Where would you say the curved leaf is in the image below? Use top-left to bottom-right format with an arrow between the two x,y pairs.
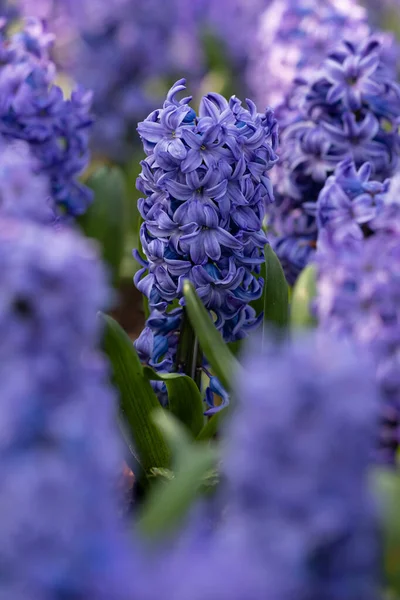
263,244 -> 289,328
143,367 -> 205,438
183,280 -> 240,392
100,313 -> 170,474
138,410 -> 217,539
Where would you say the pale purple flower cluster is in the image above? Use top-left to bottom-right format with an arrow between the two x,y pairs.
0,19 -> 93,217
269,35 -> 400,283
247,0 -> 368,109
134,79 -> 278,400
316,229 -> 400,463
0,218 -> 137,598
137,333 -> 380,600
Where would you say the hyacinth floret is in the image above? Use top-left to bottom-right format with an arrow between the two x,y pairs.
0,18 -> 93,218
135,78 -> 278,406
314,157 -> 392,246
0,218 -> 138,598
269,34 -> 400,283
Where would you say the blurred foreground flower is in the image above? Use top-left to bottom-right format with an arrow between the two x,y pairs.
138,333 -> 381,599
0,218 -> 137,598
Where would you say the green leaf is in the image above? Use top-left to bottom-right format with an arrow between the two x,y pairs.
78,166 -> 127,286
143,367 -> 205,438
263,244 -> 289,329
196,411 -> 223,441
250,253 -> 266,319
99,313 -> 170,474
290,264 -> 317,329
183,280 -> 241,392
138,410 -> 218,538
373,469 -> 400,594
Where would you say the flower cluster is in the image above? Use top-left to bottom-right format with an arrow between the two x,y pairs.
136,333 -> 380,600
0,18 -> 93,218
268,35 -> 400,283
0,218 -> 137,598
247,0 -> 368,109
316,229 -> 400,463
134,79 -> 278,397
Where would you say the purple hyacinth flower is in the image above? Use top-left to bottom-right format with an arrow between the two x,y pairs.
0,18 -> 93,218
0,216 -> 139,598
269,33 -> 400,283
135,78 -> 278,407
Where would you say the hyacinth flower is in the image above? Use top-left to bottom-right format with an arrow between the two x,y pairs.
247,0 -> 368,110
315,224 -> 400,464
0,217 -> 139,598
135,78 -> 278,408
268,35 -> 400,284
138,333 -> 380,600
0,18 -> 93,218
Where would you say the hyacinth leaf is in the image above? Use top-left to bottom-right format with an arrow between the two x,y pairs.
290,264 -> 317,329
78,166 -> 127,286
263,244 -> 289,329
143,366 -> 205,438
250,256 -> 266,319
196,411 -> 223,441
99,313 -> 171,475
139,410 -> 217,538
183,280 -> 241,392
374,469 -> 400,593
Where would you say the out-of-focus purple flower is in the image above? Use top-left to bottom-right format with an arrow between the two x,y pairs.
137,332 -> 380,600
135,78 -> 278,409
269,35 -> 400,284
20,0 -> 206,162
0,218 -> 137,598
247,0 -> 368,109
0,137 -> 55,223
202,0 -> 272,68
0,18 -> 93,217
316,227 -> 400,463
